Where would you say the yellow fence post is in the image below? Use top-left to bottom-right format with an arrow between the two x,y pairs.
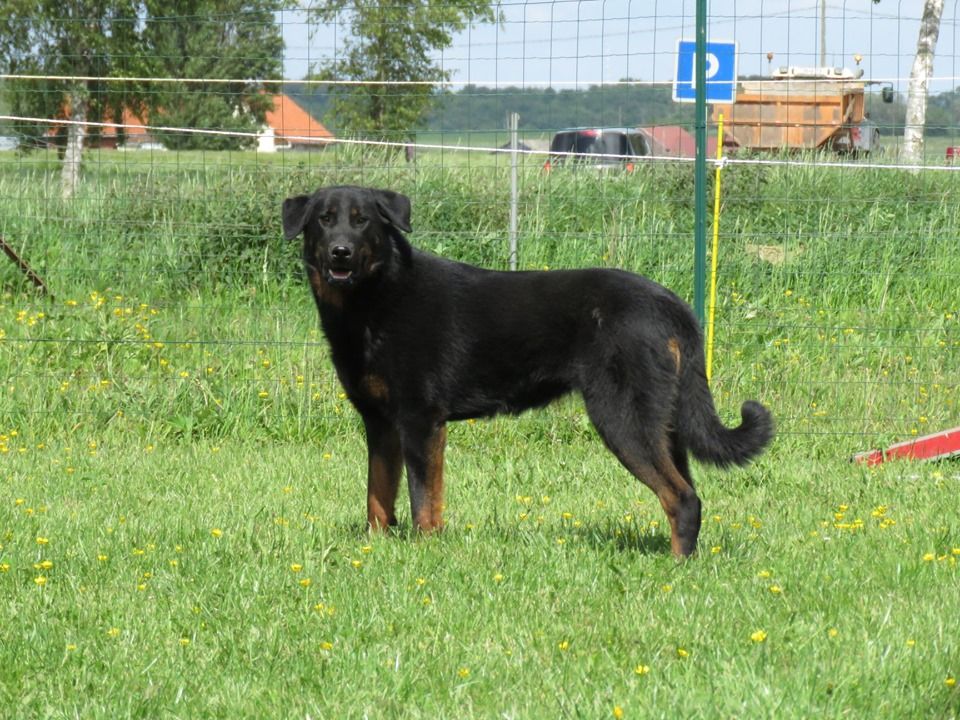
705,113 -> 724,384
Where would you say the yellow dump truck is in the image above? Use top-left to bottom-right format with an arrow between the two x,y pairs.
711,66 -> 891,154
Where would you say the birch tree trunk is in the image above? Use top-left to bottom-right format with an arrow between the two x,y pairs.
902,0 -> 944,166
61,89 -> 87,200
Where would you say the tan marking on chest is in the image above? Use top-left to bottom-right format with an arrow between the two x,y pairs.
360,374 -> 390,401
307,267 -> 342,309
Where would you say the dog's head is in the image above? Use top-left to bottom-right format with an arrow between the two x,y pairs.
282,186 -> 412,287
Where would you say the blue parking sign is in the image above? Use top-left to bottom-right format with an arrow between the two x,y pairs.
673,39 -> 737,103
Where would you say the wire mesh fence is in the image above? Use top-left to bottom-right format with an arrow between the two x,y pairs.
0,1 -> 958,458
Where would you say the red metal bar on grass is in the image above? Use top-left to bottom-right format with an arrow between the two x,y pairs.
853,426 -> 960,466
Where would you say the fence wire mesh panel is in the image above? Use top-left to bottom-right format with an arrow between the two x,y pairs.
5,4 -> 960,718
1,2 -> 959,456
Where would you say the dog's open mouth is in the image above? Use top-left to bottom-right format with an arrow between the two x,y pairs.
327,268 -> 354,284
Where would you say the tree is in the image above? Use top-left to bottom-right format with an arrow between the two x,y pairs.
902,0 -> 944,165
140,1 -> 284,151
0,2 -> 284,197
309,1 -> 499,143
0,1 -> 143,198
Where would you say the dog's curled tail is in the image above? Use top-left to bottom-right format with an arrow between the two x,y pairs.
677,355 -> 774,468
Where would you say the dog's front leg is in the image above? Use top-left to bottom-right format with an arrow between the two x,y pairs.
402,421 -> 447,532
363,414 -> 403,531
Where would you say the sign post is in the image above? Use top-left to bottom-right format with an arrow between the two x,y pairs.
675,35 -> 737,325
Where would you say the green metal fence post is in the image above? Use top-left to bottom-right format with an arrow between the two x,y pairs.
693,0 -> 707,326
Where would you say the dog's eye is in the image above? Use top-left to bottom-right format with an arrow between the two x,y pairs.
351,215 -> 368,227
318,212 -> 335,226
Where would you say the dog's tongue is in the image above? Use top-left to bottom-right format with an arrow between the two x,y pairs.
330,269 -> 352,282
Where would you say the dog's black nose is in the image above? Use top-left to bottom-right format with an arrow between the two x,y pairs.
331,245 -> 353,261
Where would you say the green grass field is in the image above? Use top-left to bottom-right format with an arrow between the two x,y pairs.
1,147 -> 958,718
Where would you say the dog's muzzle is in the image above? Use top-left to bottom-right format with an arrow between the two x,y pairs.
326,244 -> 356,284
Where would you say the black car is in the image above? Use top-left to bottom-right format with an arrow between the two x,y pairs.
544,128 -> 650,171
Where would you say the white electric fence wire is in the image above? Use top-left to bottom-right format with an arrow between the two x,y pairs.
2,113 -> 956,175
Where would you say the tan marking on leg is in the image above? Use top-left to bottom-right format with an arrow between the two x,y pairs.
414,426 -> 446,531
667,338 -> 682,375
367,448 -> 401,531
653,442 -> 700,557
622,441 -> 700,557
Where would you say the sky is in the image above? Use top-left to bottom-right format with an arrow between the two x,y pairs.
279,1 -> 960,95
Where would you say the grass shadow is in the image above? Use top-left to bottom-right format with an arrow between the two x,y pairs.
574,521 -> 673,556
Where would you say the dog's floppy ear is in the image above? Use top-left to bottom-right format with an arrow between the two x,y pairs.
374,189 -> 412,234
282,194 -> 314,240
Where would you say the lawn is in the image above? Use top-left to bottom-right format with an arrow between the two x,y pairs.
0,149 -> 958,718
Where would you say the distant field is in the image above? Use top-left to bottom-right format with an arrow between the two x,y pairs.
0,150 -> 958,717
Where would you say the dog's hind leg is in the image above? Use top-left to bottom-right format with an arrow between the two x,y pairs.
401,421 -> 447,532
670,429 -> 695,491
363,415 -> 403,531
583,393 -> 701,557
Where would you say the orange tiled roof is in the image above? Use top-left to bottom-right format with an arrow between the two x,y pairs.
265,94 -> 332,142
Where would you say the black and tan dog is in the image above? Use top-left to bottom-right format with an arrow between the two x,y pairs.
282,185 -> 773,556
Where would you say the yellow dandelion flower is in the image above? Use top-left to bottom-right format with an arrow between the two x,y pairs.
711,546 -> 722,554
106,627 -> 120,638
946,677 -> 956,688
828,628 -> 839,639
210,528 -> 223,538
751,630 -> 767,643
457,667 -> 470,679
179,638 -> 190,647
613,707 -> 624,720
299,578 -> 312,588
320,641 -> 333,651
34,575 -> 47,586
676,647 -> 689,658
769,585 -> 783,595
558,640 -> 570,651
634,664 -> 650,676
36,536 -> 49,545
493,573 -> 504,583
290,563 -> 303,573
923,553 -> 935,562
351,559 -> 363,569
